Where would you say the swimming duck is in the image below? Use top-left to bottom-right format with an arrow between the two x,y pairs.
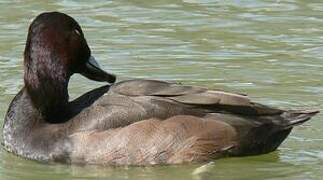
2,12 -> 319,166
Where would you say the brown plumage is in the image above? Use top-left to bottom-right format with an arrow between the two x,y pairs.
2,12 -> 319,166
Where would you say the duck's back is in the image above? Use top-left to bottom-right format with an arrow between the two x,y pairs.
67,79 -> 318,165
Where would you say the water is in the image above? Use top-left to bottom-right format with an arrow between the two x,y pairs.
0,0 -> 322,179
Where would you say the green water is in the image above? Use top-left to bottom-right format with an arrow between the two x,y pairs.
0,0 -> 322,179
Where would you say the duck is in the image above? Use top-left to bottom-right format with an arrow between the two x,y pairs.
2,11 -> 319,166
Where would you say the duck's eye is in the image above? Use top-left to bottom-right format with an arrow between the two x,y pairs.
74,29 -> 81,36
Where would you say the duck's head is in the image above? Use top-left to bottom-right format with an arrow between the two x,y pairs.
23,12 -> 115,122
24,12 -> 116,85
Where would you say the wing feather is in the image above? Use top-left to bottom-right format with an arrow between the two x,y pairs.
110,79 -> 282,115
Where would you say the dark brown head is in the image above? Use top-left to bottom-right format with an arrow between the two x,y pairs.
24,12 -> 116,122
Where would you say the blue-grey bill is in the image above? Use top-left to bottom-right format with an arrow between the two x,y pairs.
81,56 -> 116,83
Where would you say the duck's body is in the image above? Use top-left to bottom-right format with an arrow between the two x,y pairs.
2,12 -> 319,166
3,79 -> 318,165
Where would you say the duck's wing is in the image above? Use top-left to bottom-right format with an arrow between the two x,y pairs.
75,79 -> 317,134
110,79 -> 283,116
66,79 -> 318,165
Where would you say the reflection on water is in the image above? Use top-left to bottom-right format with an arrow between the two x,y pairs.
0,0 -> 322,179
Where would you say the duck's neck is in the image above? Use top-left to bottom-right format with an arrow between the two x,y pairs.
26,78 -> 72,123
27,82 -> 71,123
24,60 -> 72,123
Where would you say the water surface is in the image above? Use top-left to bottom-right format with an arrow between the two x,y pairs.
0,0 -> 322,179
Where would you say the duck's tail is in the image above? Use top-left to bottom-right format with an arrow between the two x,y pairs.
281,110 -> 319,129
231,109 -> 319,156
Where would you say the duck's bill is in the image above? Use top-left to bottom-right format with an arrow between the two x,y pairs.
81,56 -> 116,83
